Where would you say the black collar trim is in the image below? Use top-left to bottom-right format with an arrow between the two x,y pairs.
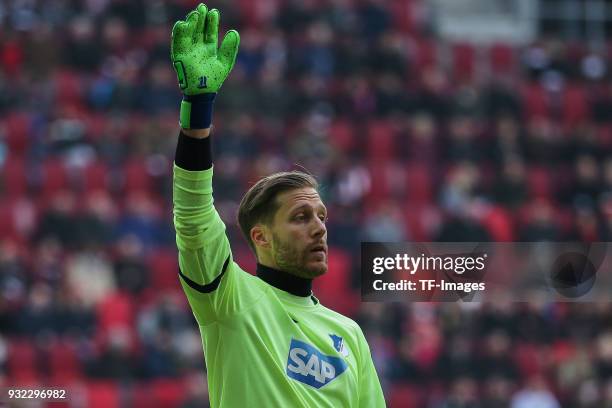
256,263 -> 312,297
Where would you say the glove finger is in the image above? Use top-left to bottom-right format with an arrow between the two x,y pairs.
218,29 -> 240,71
205,9 -> 219,46
172,20 -> 190,44
193,3 -> 208,44
184,10 -> 198,39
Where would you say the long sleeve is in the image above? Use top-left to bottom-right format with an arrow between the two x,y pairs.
357,327 -> 387,407
173,164 -> 234,325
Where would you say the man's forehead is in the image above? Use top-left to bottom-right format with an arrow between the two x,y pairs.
277,187 -> 324,210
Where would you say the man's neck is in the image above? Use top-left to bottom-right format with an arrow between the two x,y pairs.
256,263 -> 312,297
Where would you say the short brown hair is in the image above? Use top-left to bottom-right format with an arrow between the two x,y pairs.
237,171 -> 318,254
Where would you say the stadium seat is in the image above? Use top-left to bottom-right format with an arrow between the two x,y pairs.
41,158 -> 70,199
452,43 -> 476,82
404,204 -> 440,241
147,248 -> 182,293
151,379 -> 188,408
522,83 -> 550,120
314,247 -> 360,316
122,159 -> 154,194
489,43 -> 516,74
481,205 -> 515,241
83,113 -> 108,142
0,199 -> 17,241
0,39 -> 23,76
54,69 -> 84,109
390,0 -> 417,33
314,247 -> 351,295
1,156 -> 28,197
405,163 -> 433,205
329,119 -> 356,154
49,340 -> 83,383
131,383 -> 156,408
2,112 -> 31,155
387,382 -> 422,408
367,120 -> 396,161
526,166 -> 555,200
365,160 -> 393,207
7,338 -> 39,383
81,159 -> 111,193
85,382 -> 120,408
562,84 -> 589,129
413,38 -> 437,70
97,291 -> 135,332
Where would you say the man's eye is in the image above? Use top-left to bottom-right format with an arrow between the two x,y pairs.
294,214 -> 306,221
318,215 -> 327,222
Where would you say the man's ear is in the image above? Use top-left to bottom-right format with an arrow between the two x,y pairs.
250,224 -> 271,249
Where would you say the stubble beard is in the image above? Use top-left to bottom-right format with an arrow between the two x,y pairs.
272,233 -> 326,279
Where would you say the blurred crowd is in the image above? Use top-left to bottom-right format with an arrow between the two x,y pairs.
1,0 -> 612,406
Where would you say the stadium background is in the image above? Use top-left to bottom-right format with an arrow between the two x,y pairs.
0,0 -> 611,406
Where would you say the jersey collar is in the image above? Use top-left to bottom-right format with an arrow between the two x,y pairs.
256,263 -> 312,297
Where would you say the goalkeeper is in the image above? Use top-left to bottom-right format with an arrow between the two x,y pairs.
171,4 -> 385,407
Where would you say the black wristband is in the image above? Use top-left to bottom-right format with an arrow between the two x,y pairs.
179,93 -> 217,129
175,131 -> 213,171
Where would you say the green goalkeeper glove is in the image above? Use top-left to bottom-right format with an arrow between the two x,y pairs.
171,3 -> 240,129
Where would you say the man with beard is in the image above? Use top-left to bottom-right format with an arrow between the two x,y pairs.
171,4 -> 384,407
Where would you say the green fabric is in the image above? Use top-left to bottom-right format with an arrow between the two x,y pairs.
179,100 -> 191,128
173,164 -> 386,407
171,3 -> 240,95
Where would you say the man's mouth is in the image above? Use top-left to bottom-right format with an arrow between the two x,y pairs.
310,244 -> 327,254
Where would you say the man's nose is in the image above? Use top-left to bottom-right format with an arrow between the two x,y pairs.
312,218 -> 326,237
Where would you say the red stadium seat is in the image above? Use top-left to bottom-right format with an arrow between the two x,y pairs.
54,69 -> 84,109
86,382 -> 120,408
405,163 -> 433,205
147,248 -> 181,293
452,43 -> 476,82
526,166 -> 555,199
522,83 -> 550,120
97,291 -> 135,332
367,120 -> 396,161
122,159 -> 153,194
481,205 -> 515,241
84,113 -> 108,142
390,0 -> 417,33
366,161 -> 392,206
81,160 -> 111,193
131,383 -> 156,408
151,379 -> 188,408
41,158 -> 70,199
387,382 -> 422,408
131,379 -> 188,408
7,338 -> 38,383
403,204 -> 440,241
0,199 -> 17,241
1,156 -> 28,197
489,43 -> 516,74
413,38 -> 437,70
562,84 -> 589,129
314,247 -> 359,316
329,120 -> 356,154
0,196 -> 36,244
49,340 -> 83,383
515,342 -> 544,377
0,39 -> 23,76
314,247 -> 351,295
2,112 -> 31,155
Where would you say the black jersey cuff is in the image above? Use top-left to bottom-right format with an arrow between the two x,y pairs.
174,131 -> 213,171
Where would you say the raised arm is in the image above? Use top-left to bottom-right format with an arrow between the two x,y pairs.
171,3 -> 242,325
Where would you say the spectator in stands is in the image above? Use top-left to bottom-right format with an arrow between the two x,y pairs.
511,375 -> 561,408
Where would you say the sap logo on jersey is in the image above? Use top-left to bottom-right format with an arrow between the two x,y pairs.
286,339 -> 348,389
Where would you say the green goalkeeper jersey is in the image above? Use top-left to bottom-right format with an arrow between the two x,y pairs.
173,164 -> 386,407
